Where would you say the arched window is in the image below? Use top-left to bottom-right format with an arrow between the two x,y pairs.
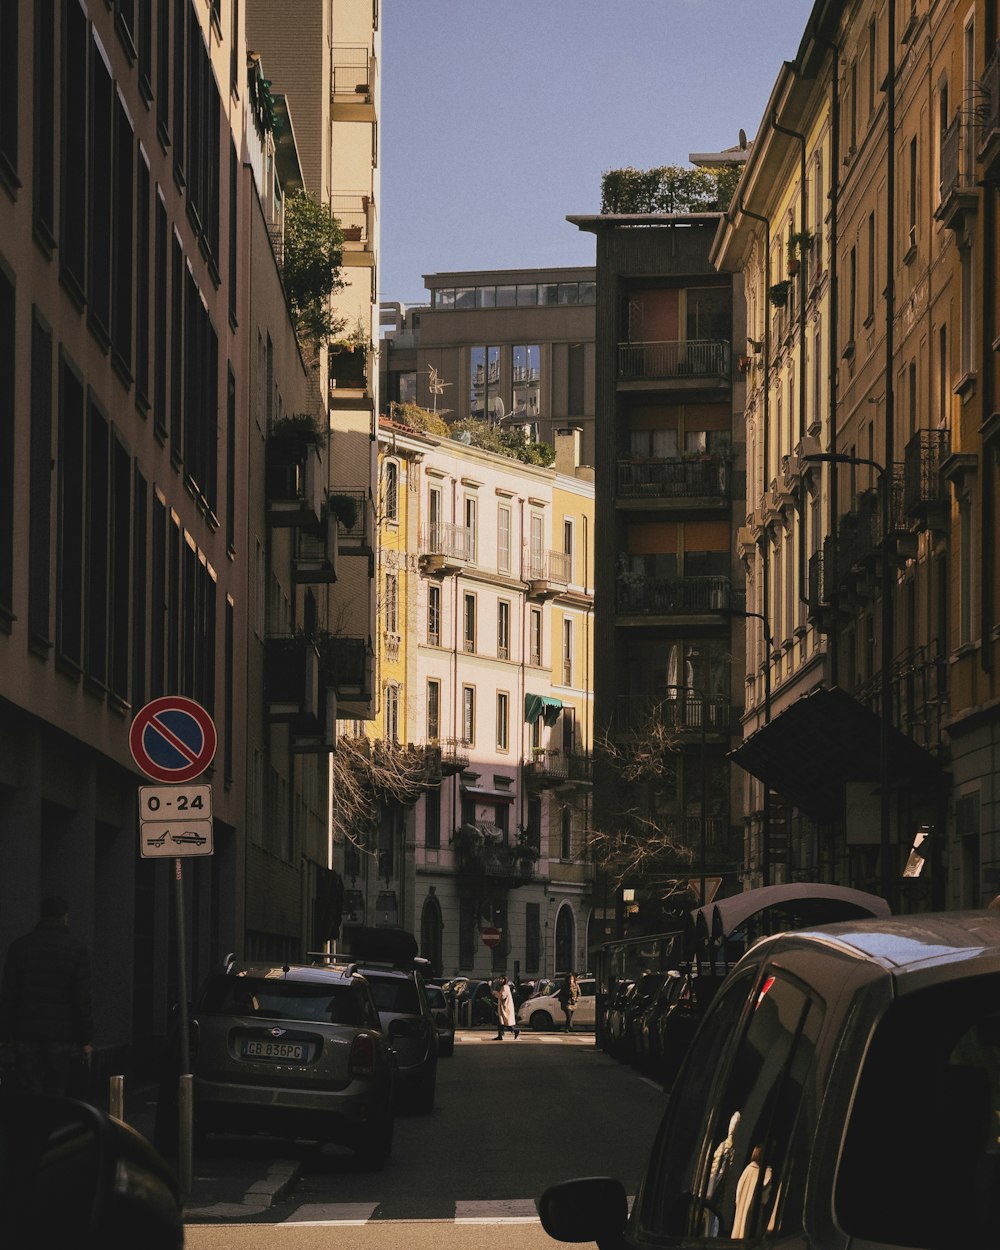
555,904 -> 575,974
420,895 -> 443,977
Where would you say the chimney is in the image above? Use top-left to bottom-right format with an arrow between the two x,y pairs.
554,426 -> 582,475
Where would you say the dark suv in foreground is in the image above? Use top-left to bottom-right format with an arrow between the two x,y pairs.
156,959 -> 395,1168
540,911 -> 1000,1249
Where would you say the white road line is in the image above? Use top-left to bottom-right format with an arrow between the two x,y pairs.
454,1199 -> 539,1223
283,1202 -> 379,1225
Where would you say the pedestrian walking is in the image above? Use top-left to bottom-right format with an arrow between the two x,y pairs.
557,971 -> 580,1032
490,975 -> 519,1040
0,896 -> 93,1095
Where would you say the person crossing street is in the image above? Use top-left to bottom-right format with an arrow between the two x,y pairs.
490,975 -> 519,1039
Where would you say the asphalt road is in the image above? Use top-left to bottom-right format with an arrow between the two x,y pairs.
186,1029 -> 665,1245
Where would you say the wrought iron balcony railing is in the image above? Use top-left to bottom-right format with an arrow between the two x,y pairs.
617,456 -> 731,500
614,691 -> 732,736
618,339 -> 730,382
903,429 -> 950,522
616,574 -> 732,616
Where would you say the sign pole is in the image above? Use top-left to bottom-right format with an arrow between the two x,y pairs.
174,857 -> 193,1202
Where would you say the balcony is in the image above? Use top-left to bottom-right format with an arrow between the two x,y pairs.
980,42 -> 1000,186
452,824 -> 534,890
291,688 -> 337,755
330,490 -> 373,556
616,573 -> 733,618
265,431 -> 324,528
936,114 -> 979,234
419,521 -> 474,574
903,429 -> 950,529
315,633 -> 372,701
331,192 -> 374,268
329,344 -> 371,403
807,546 -> 836,633
614,691 -> 732,740
525,748 -> 569,789
265,635 -> 321,725
616,456 -> 731,503
330,45 -> 376,121
293,506 -> 338,585
618,339 -> 730,389
523,548 -> 571,600
439,737 -> 471,775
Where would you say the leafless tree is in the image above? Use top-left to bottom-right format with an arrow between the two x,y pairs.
331,734 -> 436,856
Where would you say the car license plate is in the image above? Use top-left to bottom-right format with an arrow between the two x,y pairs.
241,1039 -> 306,1061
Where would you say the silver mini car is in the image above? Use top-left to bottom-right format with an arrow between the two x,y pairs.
156,959 -> 395,1168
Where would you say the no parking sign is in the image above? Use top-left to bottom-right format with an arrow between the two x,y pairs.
129,696 -> 218,784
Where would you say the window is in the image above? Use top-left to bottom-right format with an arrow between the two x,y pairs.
866,211 -> 875,322
462,685 -> 475,745
847,246 -> 857,348
385,572 -> 398,634
562,706 -> 576,755
498,503 -> 511,572
907,136 -> 918,253
426,679 -> 440,741
498,599 -> 510,660
112,94 -> 134,378
61,1 -> 87,296
384,460 -> 398,521
0,0 -> 18,188
469,346 -> 500,420
560,807 -> 572,860
29,314 -> 53,645
562,617 -> 573,686
529,512 -> 544,580
512,345 -> 541,421
254,539 -> 265,638
385,684 -> 400,743
530,607 -> 542,666
568,343 -> 585,416
496,691 -> 509,751
424,787 -> 440,850
428,583 -> 441,646
465,494 -> 478,562
463,592 -> 476,653
563,519 -> 574,582
33,0 -> 55,239
960,243 -> 975,378
88,37 -> 114,344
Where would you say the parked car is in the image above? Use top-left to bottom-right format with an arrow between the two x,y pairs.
155,958 -> 395,1168
618,972 -> 665,1064
352,961 -> 439,1113
424,982 -> 455,1057
540,910 -> 1000,1249
516,976 -> 597,1031
635,969 -> 682,1075
602,978 -> 635,1055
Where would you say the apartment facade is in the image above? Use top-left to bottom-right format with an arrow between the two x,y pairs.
335,417 -> 596,979
714,0 -> 1000,912
380,266 -> 597,465
569,211 -> 748,918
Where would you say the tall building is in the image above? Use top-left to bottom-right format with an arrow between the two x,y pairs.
714,0 -> 1000,912
569,208 -> 748,919
335,416 -> 595,979
380,265 -> 597,464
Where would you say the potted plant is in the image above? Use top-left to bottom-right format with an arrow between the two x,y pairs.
329,492 -> 359,530
787,231 -> 814,276
767,280 -> 791,309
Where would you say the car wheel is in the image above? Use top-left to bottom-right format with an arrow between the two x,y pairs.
355,1111 -> 393,1171
530,1010 -> 554,1031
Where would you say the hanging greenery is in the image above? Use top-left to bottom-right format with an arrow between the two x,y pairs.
281,189 -> 346,349
449,418 -> 556,467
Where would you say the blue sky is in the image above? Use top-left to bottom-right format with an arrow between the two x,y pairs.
379,0 -> 814,305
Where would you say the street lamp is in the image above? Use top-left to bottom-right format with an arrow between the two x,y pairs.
662,682 -> 709,906
802,451 -> 894,904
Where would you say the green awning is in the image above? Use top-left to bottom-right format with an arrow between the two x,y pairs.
525,694 -> 563,727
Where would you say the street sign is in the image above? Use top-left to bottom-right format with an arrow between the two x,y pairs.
481,926 -> 501,948
139,784 -> 214,859
129,696 -> 217,784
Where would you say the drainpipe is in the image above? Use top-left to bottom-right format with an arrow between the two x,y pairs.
815,27 -> 841,686
981,4 -> 998,676
770,108 -> 811,609
738,196 -> 772,886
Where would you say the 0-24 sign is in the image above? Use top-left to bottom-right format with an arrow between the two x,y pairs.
139,784 -> 214,859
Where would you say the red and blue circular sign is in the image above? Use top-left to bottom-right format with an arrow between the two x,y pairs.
129,696 -> 218,784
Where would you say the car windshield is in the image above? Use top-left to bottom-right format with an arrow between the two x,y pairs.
198,975 -> 364,1025
364,975 -> 421,1014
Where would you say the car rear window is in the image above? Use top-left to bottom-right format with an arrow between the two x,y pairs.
198,975 -> 364,1026
364,974 -> 421,1014
836,973 -> 1000,1247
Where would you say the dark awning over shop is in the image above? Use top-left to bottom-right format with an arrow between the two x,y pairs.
686,882 -> 891,952
729,686 -> 943,820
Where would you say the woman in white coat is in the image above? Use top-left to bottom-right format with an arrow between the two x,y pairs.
491,975 -> 519,1039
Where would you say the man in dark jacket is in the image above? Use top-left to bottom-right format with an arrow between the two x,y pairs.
0,896 -> 93,1094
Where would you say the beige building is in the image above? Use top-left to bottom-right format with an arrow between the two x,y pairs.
716,0 -> 1000,912
337,416 -> 595,978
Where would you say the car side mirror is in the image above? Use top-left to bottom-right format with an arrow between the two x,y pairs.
537,1177 -> 628,1245
0,1094 -> 183,1247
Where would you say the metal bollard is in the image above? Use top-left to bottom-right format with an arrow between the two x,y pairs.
178,1074 -> 193,1204
109,1074 -> 124,1122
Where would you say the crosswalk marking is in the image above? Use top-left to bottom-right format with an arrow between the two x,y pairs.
454,1199 -> 539,1223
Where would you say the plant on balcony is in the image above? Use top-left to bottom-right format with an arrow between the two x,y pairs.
282,189 -> 346,350
767,280 -> 791,308
786,231 -> 814,276
328,493 -> 359,530
449,417 -> 556,467
270,411 -> 326,449
511,835 -> 539,865
600,163 -> 741,214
